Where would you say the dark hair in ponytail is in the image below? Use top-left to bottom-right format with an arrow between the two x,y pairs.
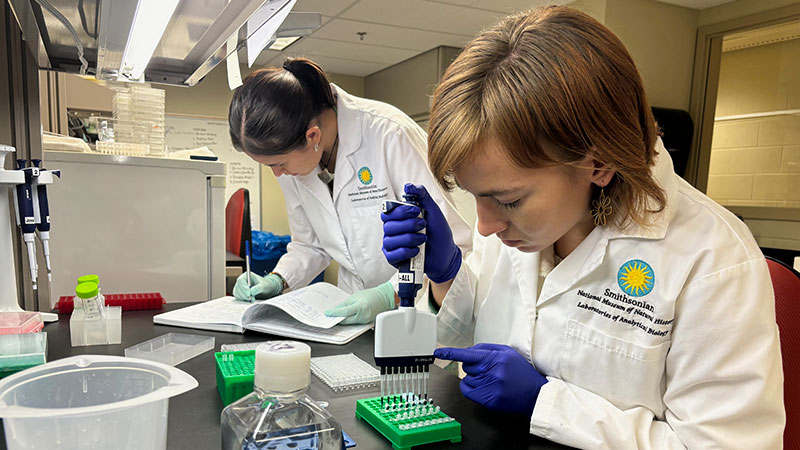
229,57 -> 336,155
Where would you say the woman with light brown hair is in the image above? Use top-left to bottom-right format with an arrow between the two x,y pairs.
380,6 -> 784,448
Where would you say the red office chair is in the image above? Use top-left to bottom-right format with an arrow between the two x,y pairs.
225,188 -> 251,258
767,256 -> 800,449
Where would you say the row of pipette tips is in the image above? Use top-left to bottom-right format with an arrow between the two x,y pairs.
381,392 -> 434,412
380,364 -> 430,407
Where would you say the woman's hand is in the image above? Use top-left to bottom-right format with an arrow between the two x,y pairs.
435,343 -> 548,417
381,183 -> 462,283
233,273 -> 284,301
324,281 -> 396,324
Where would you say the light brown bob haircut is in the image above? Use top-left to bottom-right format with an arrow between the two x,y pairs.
428,6 -> 665,227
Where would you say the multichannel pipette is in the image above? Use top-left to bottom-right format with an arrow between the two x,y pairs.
12,160 -> 38,291
375,193 -> 437,408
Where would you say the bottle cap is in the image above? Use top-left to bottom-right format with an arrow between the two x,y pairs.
77,274 -> 100,285
75,282 -> 99,299
254,341 -> 311,392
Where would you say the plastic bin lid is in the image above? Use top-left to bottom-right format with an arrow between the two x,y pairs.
0,355 -> 198,418
0,312 -> 43,334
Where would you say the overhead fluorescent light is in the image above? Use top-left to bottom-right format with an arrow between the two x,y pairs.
120,0 -> 181,81
268,36 -> 301,51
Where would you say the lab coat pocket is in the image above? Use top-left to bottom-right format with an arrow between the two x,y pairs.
350,204 -> 385,259
560,320 -> 670,412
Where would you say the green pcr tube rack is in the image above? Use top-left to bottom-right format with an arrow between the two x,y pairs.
215,350 -> 256,406
355,395 -> 461,450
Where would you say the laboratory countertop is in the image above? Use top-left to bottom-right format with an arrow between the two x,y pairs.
0,304 -> 573,450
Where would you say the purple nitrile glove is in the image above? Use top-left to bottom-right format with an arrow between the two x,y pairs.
381,183 -> 461,283
434,343 -> 548,417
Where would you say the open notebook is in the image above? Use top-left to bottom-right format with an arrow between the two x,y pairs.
153,283 -> 372,345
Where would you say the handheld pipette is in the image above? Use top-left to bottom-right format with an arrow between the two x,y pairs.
375,193 -> 437,408
245,240 -> 253,302
30,160 -> 54,283
12,160 -> 38,291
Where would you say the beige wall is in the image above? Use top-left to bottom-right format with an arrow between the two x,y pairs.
569,0 -> 607,23
365,47 -> 459,121
707,39 -> 800,208
64,75 -> 114,113
698,0 -> 800,27
605,0 -> 698,110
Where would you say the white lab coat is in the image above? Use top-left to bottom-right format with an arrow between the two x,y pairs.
273,85 -> 472,295
437,139 -> 784,449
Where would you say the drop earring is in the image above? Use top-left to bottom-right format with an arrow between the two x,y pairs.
314,143 -> 319,152
590,185 -> 612,227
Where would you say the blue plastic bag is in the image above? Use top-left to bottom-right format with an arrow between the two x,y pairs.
250,231 -> 291,261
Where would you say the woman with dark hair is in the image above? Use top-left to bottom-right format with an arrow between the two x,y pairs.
229,57 -> 471,324
381,6 -> 784,448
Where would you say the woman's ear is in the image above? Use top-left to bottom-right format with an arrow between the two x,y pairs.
305,125 -> 322,149
589,155 -> 616,187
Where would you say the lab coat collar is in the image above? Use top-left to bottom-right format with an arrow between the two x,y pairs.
331,84 -> 361,202
331,84 -> 363,158
603,138 -> 678,242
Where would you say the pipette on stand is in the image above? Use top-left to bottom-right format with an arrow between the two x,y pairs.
12,160 -> 38,291
30,160 -> 55,283
374,193 -> 437,410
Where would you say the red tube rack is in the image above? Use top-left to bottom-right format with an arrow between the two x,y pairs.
55,293 -> 165,314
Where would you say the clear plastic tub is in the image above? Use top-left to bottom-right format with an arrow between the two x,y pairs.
0,355 -> 198,450
0,312 -> 43,335
0,332 -> 47,378
70,306 -> 121,346
125,333 -> 215,366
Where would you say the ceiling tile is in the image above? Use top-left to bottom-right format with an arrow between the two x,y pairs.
314,18 -> 473,51
341,0 -> 461,28
288,38 -> 418,64
425,0 -> 564,14
426,0 -> 477,5
473,0 -> 566,14
420,7 -> 507,35
652,0 -> 737,9
273,53 -> 387,76
293,0 -> 358,16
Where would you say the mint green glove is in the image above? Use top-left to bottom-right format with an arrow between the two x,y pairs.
325,281 -> 396,324
233,272 -> 283,301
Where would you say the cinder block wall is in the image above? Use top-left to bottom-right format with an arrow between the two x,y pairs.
707,39 -> 800,207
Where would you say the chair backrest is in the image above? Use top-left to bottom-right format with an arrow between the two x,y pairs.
767,256 -> 800,449
225,188 -> 251,258
651,107 -> 693,178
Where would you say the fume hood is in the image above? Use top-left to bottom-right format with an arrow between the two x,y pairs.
6,0 -> 320,86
